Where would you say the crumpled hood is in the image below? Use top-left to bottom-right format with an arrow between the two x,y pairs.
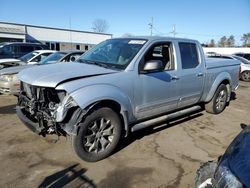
18,62 -> 118,88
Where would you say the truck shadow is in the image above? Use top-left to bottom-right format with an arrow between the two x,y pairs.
38,163 -> 96,188
114,110 -> 204,154
0,104 -> 16,114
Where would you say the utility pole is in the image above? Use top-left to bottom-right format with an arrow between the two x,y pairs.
171,24 -> 177,37
69,17 -> 73,50
148,17 -> 153,36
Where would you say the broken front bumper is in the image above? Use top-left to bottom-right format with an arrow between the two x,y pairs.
16,105 -> 42,134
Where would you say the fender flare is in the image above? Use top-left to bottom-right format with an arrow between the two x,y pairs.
68,84 -> 134,135
204,72 -> 232,102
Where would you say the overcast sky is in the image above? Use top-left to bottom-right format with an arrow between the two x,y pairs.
1,0 -> 249,44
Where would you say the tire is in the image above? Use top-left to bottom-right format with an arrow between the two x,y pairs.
205,84 -> 228,114
71,107 -> 122,162
241,71 -> 250,82
195,161 -> 217,188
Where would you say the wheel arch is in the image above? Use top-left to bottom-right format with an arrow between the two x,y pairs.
204,72 -> 232,102
68,84 -> 134,136
86,99 -> 129,134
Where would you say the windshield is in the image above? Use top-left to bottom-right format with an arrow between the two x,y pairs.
78,38 -> 147,70
38,52 -> 66,65
19,51 -> 39,62
233,55 -> 250,64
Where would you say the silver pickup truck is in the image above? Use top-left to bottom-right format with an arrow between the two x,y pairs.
16,37 -> 240,162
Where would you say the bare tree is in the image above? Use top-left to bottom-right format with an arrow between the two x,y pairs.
92,19 -> 109,33
241,33 -> 250,47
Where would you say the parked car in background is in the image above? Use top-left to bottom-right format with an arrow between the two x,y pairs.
0,51 -> 84,95
0,42 -> 48,59
195,124 -> 250,188
38,51 -> 84,64
232,55 -> 250,82
16,37 -> 240,162
206,53 -> 250,82
0,50 -> 56,70
234,53 -> 250,61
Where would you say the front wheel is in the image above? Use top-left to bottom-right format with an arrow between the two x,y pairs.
71,107 -> 122,162
205,84 -> 228,114
241,71 -> 250,82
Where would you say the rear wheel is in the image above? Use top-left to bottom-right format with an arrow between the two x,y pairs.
241,71 -> 250,82
71,107 -> 122,162
205,84 -> 228,114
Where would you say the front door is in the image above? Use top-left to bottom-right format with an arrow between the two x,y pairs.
134,42 -> 180,120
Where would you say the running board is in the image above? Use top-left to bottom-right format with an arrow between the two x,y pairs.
131,105 -> 201,132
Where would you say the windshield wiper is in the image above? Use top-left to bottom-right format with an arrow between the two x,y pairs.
77,59 -> 121,71
78,59 -> 109,68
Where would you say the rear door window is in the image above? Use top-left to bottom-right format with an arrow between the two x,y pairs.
179,42 -> 199,69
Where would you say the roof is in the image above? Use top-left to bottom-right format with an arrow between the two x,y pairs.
0,42 -> 46,46
33,50 -> 57,53
113,36 -> 199,43
0,21 -> 112,37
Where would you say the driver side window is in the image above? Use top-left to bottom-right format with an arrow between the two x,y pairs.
141,42 -> 175,71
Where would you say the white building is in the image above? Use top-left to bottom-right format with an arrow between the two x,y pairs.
0,22 -> 112,51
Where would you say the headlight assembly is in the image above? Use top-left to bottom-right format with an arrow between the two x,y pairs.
54,94 -> 78,122
0,74 -> 18,82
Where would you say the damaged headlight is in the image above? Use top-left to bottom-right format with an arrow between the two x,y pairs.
53,94 -> 78,122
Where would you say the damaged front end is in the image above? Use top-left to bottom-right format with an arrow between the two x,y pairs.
17,81 -> 83,137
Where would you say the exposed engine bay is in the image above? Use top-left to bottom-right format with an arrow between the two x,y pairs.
18,81 -> 80,136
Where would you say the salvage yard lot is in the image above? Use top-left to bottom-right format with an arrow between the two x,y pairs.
0,81 -> 249,188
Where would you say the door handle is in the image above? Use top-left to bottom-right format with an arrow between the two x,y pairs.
197,73 -> 203,77
171,76 -> 180,80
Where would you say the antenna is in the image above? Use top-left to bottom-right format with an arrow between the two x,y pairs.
148,17 -> 153,36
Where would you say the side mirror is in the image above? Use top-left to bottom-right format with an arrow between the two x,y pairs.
142,60 -> 164,73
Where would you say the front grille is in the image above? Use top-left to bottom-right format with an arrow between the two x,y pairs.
18,82 -> 68,136
20,81 -> 66,103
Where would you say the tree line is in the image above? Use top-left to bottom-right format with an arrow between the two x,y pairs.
205,33 -> 250,47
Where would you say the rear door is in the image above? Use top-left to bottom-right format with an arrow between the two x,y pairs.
177,42 -> 204,108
